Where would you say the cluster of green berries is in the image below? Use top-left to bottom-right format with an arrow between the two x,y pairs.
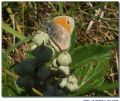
14,31 -> 79,96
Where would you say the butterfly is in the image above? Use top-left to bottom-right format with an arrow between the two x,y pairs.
44,16 -> 75,51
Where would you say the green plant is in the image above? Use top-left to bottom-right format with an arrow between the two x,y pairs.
2,2 -> 118,97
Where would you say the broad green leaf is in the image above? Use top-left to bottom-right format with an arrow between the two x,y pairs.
68,82 -> 118,96
74,61 -> 109,95
70,44 -> 112,68
95,82 -> 118,91
68,44 -> 112,96
74,61 -> 108,88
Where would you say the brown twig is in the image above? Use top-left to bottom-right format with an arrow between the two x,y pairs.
115,49 -> 118,70
110,69 -> 117,96
86,8 -> 102,34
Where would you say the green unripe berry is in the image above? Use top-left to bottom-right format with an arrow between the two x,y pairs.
65,82 -> 79,92
52,59 -> 59,68
67,75 -> 78,83
32,31 -> 49,46
30,42 -> 37,50
65,74 -> 79,92
58,66 -> 70,76
57,52 -> 72,66
59,78 -> 67,88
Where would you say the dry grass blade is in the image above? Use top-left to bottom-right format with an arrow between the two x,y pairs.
32,88 -> 43,96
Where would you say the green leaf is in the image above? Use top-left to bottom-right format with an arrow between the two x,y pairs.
68,44 -> 112,96
95,82 -> 118,91
2,21 -> 26,40
72,61 -> 109,95
69,29 -> 78,52
71,44 -> 112,68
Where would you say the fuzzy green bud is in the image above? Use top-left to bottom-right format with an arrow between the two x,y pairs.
57,52 -> 72,66
58,66 -> 70,75
59,78 -> 67,88
32,31 -> 49,46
